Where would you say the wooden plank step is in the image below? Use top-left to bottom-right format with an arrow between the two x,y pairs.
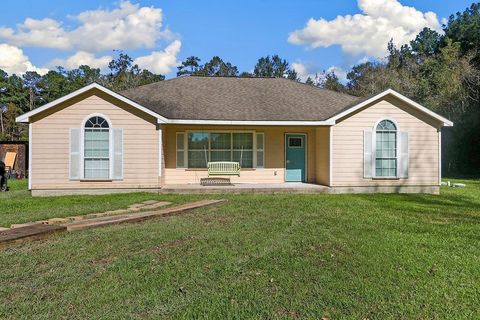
0,224 -> 66,248
66,199 -> 226,231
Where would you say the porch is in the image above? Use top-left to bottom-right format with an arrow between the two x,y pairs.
160,182 -> 330,194
162,125 -> 331,186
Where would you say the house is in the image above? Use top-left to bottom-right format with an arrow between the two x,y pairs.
16,76 -> 453,196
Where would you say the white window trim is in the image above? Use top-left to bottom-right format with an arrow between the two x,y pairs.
80,113 -> 113,180
179,130 -> 261,169
372,118 -> 400,179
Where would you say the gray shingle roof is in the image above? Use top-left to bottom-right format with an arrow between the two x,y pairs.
120,75 -> 360,121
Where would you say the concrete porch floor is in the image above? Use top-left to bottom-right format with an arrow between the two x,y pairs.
160,182 -> 331,194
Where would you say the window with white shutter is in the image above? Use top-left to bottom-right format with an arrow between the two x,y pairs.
364,119 -> 409,180
83,116 -> 110,179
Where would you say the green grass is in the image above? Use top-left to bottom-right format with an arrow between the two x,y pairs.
0,180 -> 208,227
1,179 -> 480,318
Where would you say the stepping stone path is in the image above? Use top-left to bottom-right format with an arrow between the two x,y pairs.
0,199 -> 226,247
6,200 -> 171,229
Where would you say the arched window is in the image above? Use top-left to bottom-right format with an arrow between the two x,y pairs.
84,116 -> 110,179
375,119 -> 397,177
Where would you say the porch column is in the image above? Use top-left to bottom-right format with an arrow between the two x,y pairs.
158,125 -> 163,177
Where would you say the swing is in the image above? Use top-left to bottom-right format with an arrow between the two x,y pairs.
200,146 -> 242,186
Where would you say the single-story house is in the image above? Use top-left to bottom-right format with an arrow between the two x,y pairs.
16,76 -> 452,196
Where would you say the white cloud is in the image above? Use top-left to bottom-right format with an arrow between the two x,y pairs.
326,66 -> 348,83
0,1 -> 167,53
292,62 -> 348,84
0,44 -> 48,75
134,40 -> 181,74
0,18 -> 70,49
291,62 -> 312,82
48,51 -> 112,70
288,0 -> 442,57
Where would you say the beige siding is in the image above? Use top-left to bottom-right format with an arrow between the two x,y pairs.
31,90 -> 160,189
315,127 -> 330,186
163,125 -> 327,185
331,95 -> 441,187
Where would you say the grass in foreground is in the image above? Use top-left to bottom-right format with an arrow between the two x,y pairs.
1,179 -> 480,318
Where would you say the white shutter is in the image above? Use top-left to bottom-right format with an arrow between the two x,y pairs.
112,128 -> 123,180
255,132 -> 264,168
364,130 -> 373,178
398,131 -> 409,178
176,132 -> 185,168
69,128 -> 81,180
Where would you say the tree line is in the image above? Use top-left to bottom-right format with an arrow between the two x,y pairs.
1,3 -> 479,174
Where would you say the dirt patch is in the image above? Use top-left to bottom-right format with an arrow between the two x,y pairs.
89,256 -> 117,265
152,236 -> 197,254
275,307 -> 301,319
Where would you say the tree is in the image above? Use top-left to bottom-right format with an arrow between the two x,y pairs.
305,76 -> 315,86
253,55 -> 296,78
22,71 -> 42,111
177,56 -> 239,77
177,56 -> 201,76
319,71 -> 344,92
106,52 -> 164,91
444,3 -> 480,66
37,69 -> 71,104
198,56 -> 238,77
239,71 -> 253,78
410,28 -> 442,57
346,62 -> 390,96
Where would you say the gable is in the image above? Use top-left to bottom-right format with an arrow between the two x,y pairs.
29,89 -> 159,126
329,89 -> 453,127
334,95 -> 442,129
17,83 -> 167,124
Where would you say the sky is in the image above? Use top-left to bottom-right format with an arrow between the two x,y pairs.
0,0 -> 475,81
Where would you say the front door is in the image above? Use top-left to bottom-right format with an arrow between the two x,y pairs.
285,134 -> 306,182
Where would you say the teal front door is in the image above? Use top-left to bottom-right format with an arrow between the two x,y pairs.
285,134 -> 306,182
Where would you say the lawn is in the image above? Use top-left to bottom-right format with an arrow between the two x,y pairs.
1,179 -> 479,319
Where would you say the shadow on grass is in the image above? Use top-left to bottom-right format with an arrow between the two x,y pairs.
351,190 -> 480,225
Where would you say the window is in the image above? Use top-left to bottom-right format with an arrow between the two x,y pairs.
288,137 -> 303,148
375,120 -> 397,177
84,116 -> 110,179
232,133 -> 253,168
188,132 -> 210,168
181,131 -> 256,169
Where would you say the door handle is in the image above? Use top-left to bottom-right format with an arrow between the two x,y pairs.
286,160 -> 291,164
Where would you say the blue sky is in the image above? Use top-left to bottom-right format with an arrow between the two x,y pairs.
0,0 -> 474,80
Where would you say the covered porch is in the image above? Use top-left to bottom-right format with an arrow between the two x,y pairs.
160,182 -> 330,194
161,124 -> 332,187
